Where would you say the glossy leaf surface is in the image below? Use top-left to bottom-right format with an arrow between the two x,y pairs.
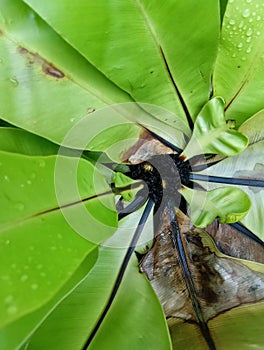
22,0 -> 219,121
213,0 -> 264,126
181,97 -> 248,160
0,151 -> 117,329
24,238 -> 172,350
180,185 -> 251,227
197,140 -> 264,239
0,0 -> 264,349
0,127 -> 59,156
0,0 -> 143,150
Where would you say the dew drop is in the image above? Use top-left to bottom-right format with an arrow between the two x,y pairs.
57,233 -> 63,239
257,16 -> 261,21
237,42 -> 243,49
7,305 -> 18,315
14,202 -> 25,212
29,245 -> 35,251
246,37 -> 252,43
20,274 -> 28,282
9,77 -> 19,87
4,295 -> 14,303
5,239 -> 10,245
70,117 -> 75,123
246,0 -> 251,3
31,283 -> 38,290
1,275 -> 10,281
11,263 -> 17,269
50,246 -> 57,251
4,175 -> 10,181
26,179 -> 32,185
37,159 -> 46,168
246,47 -> 252,53
246,28 -> 253,36
249,18 -> 253,23
229,0 -> 234,3
37,264 -> 43,269
256,31 -> 261,36
229,19 -> 235,25
232,53 -> 237,58
30,172 -> 36,179
40,272 -> 46,277
20,183 -> 25,188
242,9 -> 250,18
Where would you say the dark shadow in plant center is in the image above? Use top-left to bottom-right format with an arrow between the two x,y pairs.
82,131 -> 264,350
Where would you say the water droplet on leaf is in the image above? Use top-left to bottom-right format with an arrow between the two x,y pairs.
246,27 -> 253,36
4,295 -> 14,303
14,202 -> 25,212
20,274 -> 28,282
7,305 -> 18,315
9,77 -> 18,87
31,283 -> 38,290
242,9 -> 250,18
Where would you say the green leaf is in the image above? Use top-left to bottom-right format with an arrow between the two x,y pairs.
22,0 -> 219,121
220,0 -> 228,22
179,185 -> 251,227
213,0 -> 264,126
0,151 -> 117,328
180,97 -> 248,160
0,0 -> 143,150
0,247 -> 97,350
23,247 -> 172,350
239,109 -> 264,144
0,127 -> 59,155
196,140 -> 264,239
112,172 -> 136,201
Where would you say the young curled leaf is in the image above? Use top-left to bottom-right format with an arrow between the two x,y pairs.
112,172 -> 137,202
179,185 -> 251,227
181,97 -> 248,160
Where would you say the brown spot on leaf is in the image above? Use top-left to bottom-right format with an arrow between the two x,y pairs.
18,47 -> 29,55
87,108 -> 95,113
0,29 -> 4,36
42,62 -> 64,79
17,46 -> 65,79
